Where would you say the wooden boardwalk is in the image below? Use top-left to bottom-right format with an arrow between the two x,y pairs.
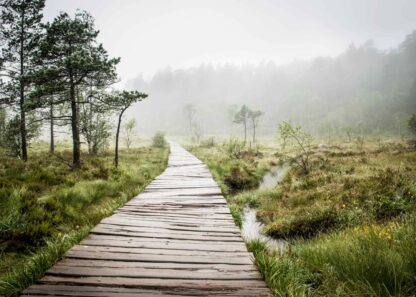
23,143 -> 269,296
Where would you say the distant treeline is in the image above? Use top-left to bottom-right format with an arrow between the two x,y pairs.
128,31 -> 416,138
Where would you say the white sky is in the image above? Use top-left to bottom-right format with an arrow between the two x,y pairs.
43,0 -> 416,84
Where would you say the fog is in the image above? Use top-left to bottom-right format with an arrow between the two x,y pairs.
44,0 -> 416,139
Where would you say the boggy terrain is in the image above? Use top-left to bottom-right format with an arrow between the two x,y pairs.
190,139 -> 416,297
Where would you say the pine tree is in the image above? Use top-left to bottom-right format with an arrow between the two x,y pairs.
107,90 -> 148,167
0,0 -> 45,161
34,11 -> 119,168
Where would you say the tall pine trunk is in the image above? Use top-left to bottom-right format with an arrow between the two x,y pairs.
114,109 -> 126,168
19,14 -> 28,161
70,81 -> 81,168
49,103 -> 54,153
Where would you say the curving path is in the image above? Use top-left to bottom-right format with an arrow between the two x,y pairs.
23,143 -> 269,296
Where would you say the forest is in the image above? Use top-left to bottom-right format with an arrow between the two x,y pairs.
0,0 -> 416,297
128,32 -> 416,139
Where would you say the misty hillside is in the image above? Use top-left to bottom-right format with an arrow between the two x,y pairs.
127,31 -> 416,138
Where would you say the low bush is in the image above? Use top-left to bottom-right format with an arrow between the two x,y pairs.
223,160 -> 261,193
152,131 -> 166,148
266,208 -> 339,239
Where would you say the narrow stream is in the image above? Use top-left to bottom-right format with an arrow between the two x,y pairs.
241,165 -> 289,253
259,165 -> 289,190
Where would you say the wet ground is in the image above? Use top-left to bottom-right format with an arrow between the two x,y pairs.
241,164 -> 289,253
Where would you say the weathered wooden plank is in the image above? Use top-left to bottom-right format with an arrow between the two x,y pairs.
25,284 -> 270,297
38,276 -> 269,290
84,234 -> 248,249
70,245 -> 252,258
90,228 -> 243,242
55,259 -> 258,270
99,220 -> 240,233
64,250 -> 253,265
47,266 -> 261,280
94,223 -> 240,236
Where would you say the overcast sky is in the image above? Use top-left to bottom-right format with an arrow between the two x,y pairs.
43,0 -> 416,85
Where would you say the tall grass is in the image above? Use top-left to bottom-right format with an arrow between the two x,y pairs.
0,227 -> 89,297
296,221 -> 416,296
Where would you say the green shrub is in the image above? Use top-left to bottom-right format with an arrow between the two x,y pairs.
152,131 -> 166,148
222,138 -> 245,159
266,208 -> 339,239
223,160 -> 260,193
199,137 -> 215,148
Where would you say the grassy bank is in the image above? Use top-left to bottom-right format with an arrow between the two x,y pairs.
0,146 -> 169,296
191,139 -> 416,296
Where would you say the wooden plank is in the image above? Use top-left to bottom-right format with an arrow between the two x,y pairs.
64,250 -> 253,265
55,259 -> 259,270
39,276 -> 269,290
23,142 -> 269,296
25,284 -> 270,297
47,266 -> 262,280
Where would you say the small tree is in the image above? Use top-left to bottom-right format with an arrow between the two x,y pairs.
248,109 -> 264,143
278,121 -> 313,175
234,105 -> 250,143
152,131 -> 166,148
108,90 -> 147,167
124,118 -> 136,149
409,113 -> 416,147
79,103 -> 111,155
183,104 -> 196,133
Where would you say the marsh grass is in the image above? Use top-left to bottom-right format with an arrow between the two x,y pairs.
0,146 -> 169,296
193,139 -> 416,296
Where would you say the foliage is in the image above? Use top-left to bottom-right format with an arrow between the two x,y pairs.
2,114 -> 41,157
152,131 -> 166,148
105,90 -> 148,167
79,102 -> 112,155
409,114 -> 416,147
199,137 -> 215,148
248,109 -> 264,143
233,105 -> 250,143
32,10 -> 120,168
124,118 -> 136,149
222,138 -> 245,159
278,121 -> 313,174
190,143 -> 272,195
0,0 -> 46,161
